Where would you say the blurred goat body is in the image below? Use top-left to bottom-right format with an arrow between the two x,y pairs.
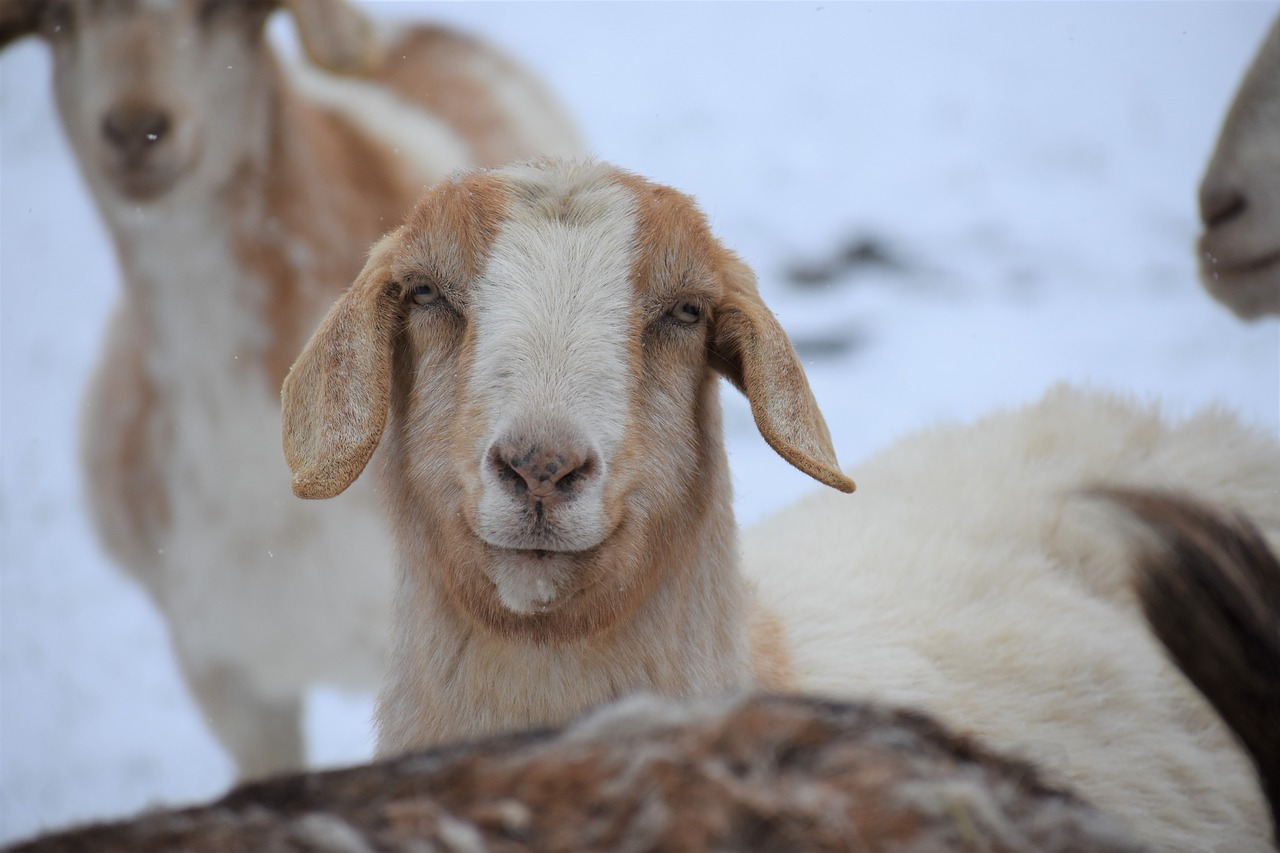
744,385 -> 1280,852
1198,14 -> 1280,318
3,0 -> 581,779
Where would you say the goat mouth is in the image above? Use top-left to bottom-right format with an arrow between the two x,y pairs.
1199,245 -> 1280,280
487,544 -> 588,560
109,167 -> 181,202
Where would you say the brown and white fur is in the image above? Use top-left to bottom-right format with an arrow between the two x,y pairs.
1,0 -> 581,780
1110,488 -> 1280,845
283,158 -> 1277,851
1198,14 -> 1280,319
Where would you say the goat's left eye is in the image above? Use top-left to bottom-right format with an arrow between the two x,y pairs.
670,301 -> 702,324
409,282 -> 441,306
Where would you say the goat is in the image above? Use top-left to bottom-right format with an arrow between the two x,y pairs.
282,158 -> 1278,851
1,0 -> 581,780
1198,14 -> 1280,318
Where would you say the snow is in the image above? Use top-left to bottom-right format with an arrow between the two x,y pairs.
2,1 -> 1277,844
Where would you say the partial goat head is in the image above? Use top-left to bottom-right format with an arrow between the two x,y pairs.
1198,16 -> 1280,319
2,0 -> 379,203
283,159 -> 854,639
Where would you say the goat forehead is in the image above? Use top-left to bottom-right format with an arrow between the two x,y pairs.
467,171 -> 639,444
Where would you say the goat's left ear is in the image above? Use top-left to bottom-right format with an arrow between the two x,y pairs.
283,0 -> 382,76
710,252 -> 856,493
281,233 -> 400,499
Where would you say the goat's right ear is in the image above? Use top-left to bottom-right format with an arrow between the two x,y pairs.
1,0 -> 43,49
710,251 -> 856,494
282,235 -> 400,499
283,0 -> 382,76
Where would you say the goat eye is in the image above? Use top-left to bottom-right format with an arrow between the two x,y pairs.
409,282 -> 442,307
670,301 -> 702,324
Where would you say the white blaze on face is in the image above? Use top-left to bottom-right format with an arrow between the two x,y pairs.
470,164 -> 638,600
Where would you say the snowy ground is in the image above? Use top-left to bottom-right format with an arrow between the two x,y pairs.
2,1 -> 1277,844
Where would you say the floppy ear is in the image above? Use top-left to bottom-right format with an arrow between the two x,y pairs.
283,0 -> 382,76
711,252 -> 856,493
1,0 -> 43,49
282,234 -> 401,499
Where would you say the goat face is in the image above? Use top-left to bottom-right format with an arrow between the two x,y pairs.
4,0 -> 377,204
282,160 -> 854,640
1198,17 -> 1280,319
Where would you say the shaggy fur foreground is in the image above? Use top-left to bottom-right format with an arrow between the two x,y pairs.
9,694 -> 1145,853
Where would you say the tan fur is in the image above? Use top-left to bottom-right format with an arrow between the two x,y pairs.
236,91 -> 424,392
615,172 -> 854,493
281,160 -> 850,752
748,599 -> 796,691
372,27 -> 579,168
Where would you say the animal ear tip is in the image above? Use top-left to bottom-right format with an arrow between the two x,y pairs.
291,471 -> 339,500
816,464 -> 855,494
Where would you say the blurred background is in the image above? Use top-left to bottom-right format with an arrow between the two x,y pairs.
2,0 -> 1277,843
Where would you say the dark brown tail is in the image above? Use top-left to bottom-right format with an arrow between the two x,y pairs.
1101,488 -> 1280,845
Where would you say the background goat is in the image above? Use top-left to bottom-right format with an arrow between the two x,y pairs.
284,158 -> 1277,852
0,0 -> 580,782
1198,14 -> 1280,319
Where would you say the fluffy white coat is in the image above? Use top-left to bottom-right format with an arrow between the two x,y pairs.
745,384 -> 1278,852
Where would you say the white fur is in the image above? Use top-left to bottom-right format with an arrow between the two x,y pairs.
116,201 -> 392,698
472,172 -> 637,560
744,384 -> 1278,852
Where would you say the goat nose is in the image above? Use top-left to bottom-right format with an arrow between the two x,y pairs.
490,441 -> 598,505
1199,184 -> 1247,229
102,106 -> 171,154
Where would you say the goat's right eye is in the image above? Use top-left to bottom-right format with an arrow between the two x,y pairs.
409,282 -> 442,307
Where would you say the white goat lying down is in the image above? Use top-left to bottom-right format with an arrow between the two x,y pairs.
1199,14 -> 1280,318
282,158 -> 1278,852
1,0 -> 580,779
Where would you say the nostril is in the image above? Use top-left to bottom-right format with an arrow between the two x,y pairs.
557,455 -> 596,492
102,107 -> 171,151
490,446 -> 529,495
1200,186 -> 1247,229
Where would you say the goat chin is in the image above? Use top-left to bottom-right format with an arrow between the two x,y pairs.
483,549 -> 579,615
284,158 -> 1277,852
